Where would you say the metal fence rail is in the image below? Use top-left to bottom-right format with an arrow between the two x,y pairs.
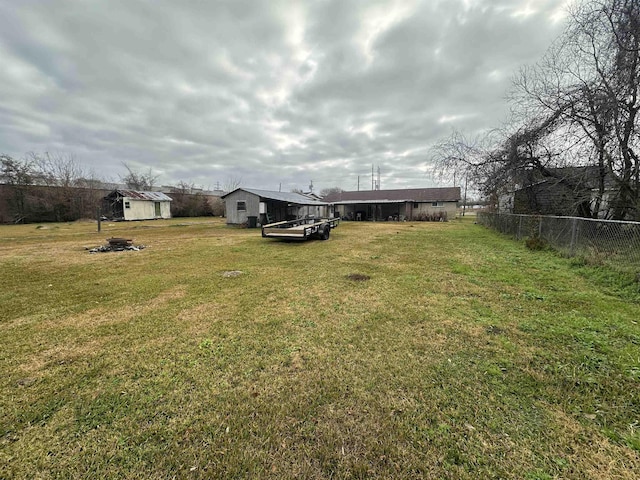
477,212 -> 640,270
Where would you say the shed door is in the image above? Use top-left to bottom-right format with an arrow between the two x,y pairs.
155,202 -> 161,217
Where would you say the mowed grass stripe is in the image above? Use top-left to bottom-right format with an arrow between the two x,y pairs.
0,217 -> 638,479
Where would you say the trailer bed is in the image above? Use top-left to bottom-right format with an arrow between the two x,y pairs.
261,217 -> 340,240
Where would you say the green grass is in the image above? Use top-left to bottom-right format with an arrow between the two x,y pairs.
1,217 -> 639,479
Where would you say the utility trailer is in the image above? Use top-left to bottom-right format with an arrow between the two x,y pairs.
261,217 -> 340,241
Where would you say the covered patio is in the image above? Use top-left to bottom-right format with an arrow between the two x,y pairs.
336,200 -> 409,221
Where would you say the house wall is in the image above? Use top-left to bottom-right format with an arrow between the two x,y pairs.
410,201 -> 457,220
514,184 -> 584,216
224,190 -> 260,224
513,180 -> 602,218
161,201 -> 171,219
123,199 -> 171,220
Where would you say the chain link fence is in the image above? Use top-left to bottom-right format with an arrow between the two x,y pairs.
477,212 -> 640,271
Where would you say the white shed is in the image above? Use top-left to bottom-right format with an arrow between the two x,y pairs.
103,190 -> 173,221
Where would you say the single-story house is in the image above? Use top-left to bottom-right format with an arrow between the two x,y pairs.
221,188 -> 332,225
323,187 -> 461,221
103,189 -> 173,221
498,166 -> 616,218
512,180 -> 593,217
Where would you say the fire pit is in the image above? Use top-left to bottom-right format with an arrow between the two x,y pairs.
107,237 -> 133,248
88,238 -> 146,253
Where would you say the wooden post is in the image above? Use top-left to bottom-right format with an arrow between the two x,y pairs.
97,207 -> 101,232
569,217 -> 578,256
538,217 -> 542,238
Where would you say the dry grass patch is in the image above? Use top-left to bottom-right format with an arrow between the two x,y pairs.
19,338 -> 107,375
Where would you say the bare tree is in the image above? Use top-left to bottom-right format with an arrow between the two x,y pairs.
319,187 -> 344,198
1,152 -> 104,222
170,181 -> 195,217
432,1 -> 640,219
168,181 -> 217,218
431,129 -> 506,200
26,152 -> 98,221
209,196 -> 225,216
509,0 -> 640,219
28,152 -> 84,188
593,0 -> 640,219
222,176 -> 242,194
1,154 -> 33,222
120,163 -> 159,190
1,154 -> 33,185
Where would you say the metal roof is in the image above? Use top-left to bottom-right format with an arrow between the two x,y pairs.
323,187 -> 461,203
108,190 -> 173,201
222,188 -> 328,205
328,199 -> 412,205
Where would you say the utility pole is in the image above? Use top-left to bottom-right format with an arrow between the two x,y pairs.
372,164 -> 374,190
357,176 -> 360,191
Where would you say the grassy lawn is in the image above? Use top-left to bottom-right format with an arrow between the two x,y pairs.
1,217 -> 639,479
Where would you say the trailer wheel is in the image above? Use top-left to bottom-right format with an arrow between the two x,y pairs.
320,226 -> 330,240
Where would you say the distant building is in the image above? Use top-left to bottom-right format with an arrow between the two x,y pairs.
103,189 -> 172,221
221,188 -> 331,225
323,187 -> 460,221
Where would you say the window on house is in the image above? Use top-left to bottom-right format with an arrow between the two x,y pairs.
124,201 -> 131,209
413,202 -> 419,208
432,202 -> 443,207
237,201 -> 246,211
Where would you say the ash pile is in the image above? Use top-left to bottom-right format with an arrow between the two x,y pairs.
89,237 -> 146,253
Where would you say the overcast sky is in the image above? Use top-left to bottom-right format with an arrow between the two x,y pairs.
0,0 -> 574,193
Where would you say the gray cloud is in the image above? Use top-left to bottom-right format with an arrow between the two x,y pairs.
0,0 -> 573,192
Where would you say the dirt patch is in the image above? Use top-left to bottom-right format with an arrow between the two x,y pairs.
485,325 -> 505,335
346,273 -> 371,281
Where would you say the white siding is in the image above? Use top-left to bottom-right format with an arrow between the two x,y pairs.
123,199 -> 171,220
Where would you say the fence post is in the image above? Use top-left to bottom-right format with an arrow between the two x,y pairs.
538,216 -> 542,238
569,218 -> 578,256
518,216 -> 523,239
